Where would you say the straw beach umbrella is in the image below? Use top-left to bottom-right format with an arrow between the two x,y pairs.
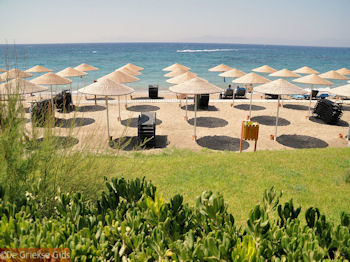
74,63 -> 98,72
336,68 -> 350,76
99,70 -> 139,109
209,64 -> 233,83
122,63 -> 144,72
166,71 -> 197,84
169,78 -> 223,140
162,63 -> 190,71
0,78 -> 48,95
219,68 -> 246,106
115,67 -> 141,76
254,79 -> 307,140
167,71 -> 198,117
25,65 -> 52,73
57,67 -> 87,93
293,66 -> 319,75
269,69 -> 300,78
164,68 -> 189,78
0,68 -> 7,73
78,78 -> 134,141
319,70 -> 349,81
330,84 -> 350,147
232,72 -> 270,119
31,72 -> 72,111
293,74 -> 333,117
1,68 -> 33,80
252,65 -> 277,74
209,64 -> 232,72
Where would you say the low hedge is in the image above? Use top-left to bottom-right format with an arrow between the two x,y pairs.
0,177 -> 349,261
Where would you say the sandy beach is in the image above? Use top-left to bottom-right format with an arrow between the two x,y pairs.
22,91 -> 350,153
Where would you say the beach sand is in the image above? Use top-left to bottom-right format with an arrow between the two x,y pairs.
23,91 -> 350,153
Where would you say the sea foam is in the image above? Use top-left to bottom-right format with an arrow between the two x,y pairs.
177,49 -> 236,53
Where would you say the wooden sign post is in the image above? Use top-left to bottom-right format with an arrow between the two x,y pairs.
240,121 -> 259,152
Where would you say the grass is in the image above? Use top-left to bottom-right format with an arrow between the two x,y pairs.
68,146 -> 350,225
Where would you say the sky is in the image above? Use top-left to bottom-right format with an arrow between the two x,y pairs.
1,0 -> 350,47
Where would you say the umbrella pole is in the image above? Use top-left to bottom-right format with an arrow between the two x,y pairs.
106,96 -> 110,141
118,96 -> 121,121
193,95 -> 197,140
125,95 -> 127,108
232,86 -> 236,107
275,95 -> 280,141
50,84 -> 54,112
249,88 -> 253,119
308,84 -> 313,117
185,95 -> 188,120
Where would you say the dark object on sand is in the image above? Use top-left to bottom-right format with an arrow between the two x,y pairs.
138,112 -> 156,147
196,94 -> 209,109
148,85 -> 159,99
313,99 -> 343,124
54,90 -> 73,112
234,88 -> 246,99
304,90 -> 319,100
265,93 -> 279,99
30,99 -> 54,126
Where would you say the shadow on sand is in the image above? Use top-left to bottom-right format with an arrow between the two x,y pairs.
35,136 -> 79,149
121,117 -> 162,128
126,105 -> 160,112
55,117 -> 95,128
234,104 -> 266,111
77,105 -> 106,112
283,104 -> 309,111
180,104 -> 219,111
251,115 -> 290,126
110,135 -> 168,151
309,116 -> 349,127
276,134 -> 328,149
187,117 -> 228,128
131,96 -> 165,100
196,136 -> 249,151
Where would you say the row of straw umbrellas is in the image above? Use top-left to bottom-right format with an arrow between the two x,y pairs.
161,63 -> 350,142
0,63 -> 145,142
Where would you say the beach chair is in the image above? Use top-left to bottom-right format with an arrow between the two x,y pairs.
54,90 -> 73,112
313,99 -> 343,124
234,88 -> 246,99
138,112 -> 156,147
265,93 -> 279,99
219,88 -> 234,99
148,85 -> 159,99
304,90 -> 319,100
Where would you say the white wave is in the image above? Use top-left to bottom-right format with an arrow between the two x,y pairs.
177,48 -> 236,53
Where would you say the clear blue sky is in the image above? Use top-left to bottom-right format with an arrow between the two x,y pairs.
1,0 -> 350,47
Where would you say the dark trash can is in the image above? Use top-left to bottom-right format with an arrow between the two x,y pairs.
138,112 -> 156,147
196,94 -> 209,109
148,85 -> 159,99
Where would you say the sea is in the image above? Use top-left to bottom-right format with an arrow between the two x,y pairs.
1,42 -> 349,91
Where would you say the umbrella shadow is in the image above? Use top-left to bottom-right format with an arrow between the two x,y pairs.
251,115 -> 291,126
33,136 -> 79,150
196,136 -> 249,151
132,96 -> 165,100
180,104 -> 219,111
126,105 -> 160,112
121,117 -> 162,128
234,104 -> 266,111
341,105 -> 350,111
110,135 -> 168,151
276,135 -> 328,149
309,116 -> 349,127
283,104 -> 309,111
55,117 -> 95,128
77,105 -> 106,112
187,117 -> 228,128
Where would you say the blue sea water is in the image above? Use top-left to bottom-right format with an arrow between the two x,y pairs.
1,42 -> 349,91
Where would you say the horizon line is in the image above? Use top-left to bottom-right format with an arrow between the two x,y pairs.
1,41 -> 350,49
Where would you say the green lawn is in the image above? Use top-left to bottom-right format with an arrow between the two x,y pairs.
69,147 -> 350,225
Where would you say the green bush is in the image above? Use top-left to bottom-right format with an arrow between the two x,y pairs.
0,178 -> 349,261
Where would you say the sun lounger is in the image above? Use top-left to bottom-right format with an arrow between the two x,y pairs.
234,88 -> 246,99
138,112 -> 156,147
313,99 -> 342,124
265,93 -> 279,99
219,89 -> 234,99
